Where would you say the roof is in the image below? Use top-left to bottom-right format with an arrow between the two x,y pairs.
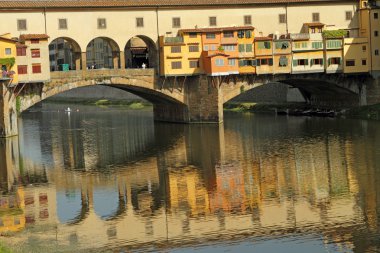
19,34 -> 49,40
0,0 -> 355,8
303,22 -> 325,27
180,26 -> 254,33
255,36 -> 273,41
206,52 -> 230,58
0,36 -> 17,43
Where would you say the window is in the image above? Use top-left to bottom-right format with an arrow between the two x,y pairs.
275,41 -> 289,49
136,17 -> 144,27
189,32 -> 197,38
279,14 -> 287,24
171,61 -> 182,69
238,44 -> 245,52
228,59 -> 236,66
279,56 -> 288,67
17,47 -> 26,56
362,45 -> 367,51
244,15 -> 252,25
293,59 -> 309,66
311,58 -> 323,66
346,59 -> 355,66
31,49 -> 40,58
245,44 -> 253,52
172,17 -> 181,28
328,57 -> 341,65
259,58 -> 273,66
223,31 -> 234,38
206,33 -> 215,39
327,40 -> 342,48
59,18 -> 67,29
189,60 -> 199,68
32,64 -> 41,73
245,30 -> 252,38
346,11 -> 353,21
17,19 -> 27,31
312,13 -> 320,22
375,31 -> 379,37
209,16 -> 217,26
257,41 -> 271,49
5,48 -> 11,55
362,59 -> 367,65
224,45 -> 235,51
189,45 -> 199,52
215,59 -> 224,66
375,49 -> 379,56
203,45 -> 209,51
375,13 -> 379,19
97,18 -> 106,29
210,45 -> 216,51
171,46 -> 181,53
312,42 -> 323,49
17,65 -> 27,74
31,39 -> 39,44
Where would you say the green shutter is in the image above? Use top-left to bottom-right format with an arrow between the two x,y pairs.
328,58 -> 331,66
246,44 -> 252,52
305,59 -> 309,65
293,59 -> 298,67
239,44 -> 245,52
269,58 -> 273,66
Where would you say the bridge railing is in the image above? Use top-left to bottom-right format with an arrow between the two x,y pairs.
50,68 -> 155,81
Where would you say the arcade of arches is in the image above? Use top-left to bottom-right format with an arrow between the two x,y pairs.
49,36 -> 157,71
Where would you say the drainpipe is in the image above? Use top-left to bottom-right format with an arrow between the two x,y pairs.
285,3 -> 289,35
156,6 -> 160,75
44,7 -> 47,34
368,8 -> 373,75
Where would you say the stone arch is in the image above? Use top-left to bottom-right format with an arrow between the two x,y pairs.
86,37 -> 121,69
49,37 -> 82,71
124,35 -> 158,69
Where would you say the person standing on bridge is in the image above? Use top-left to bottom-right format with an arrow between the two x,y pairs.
142,62 -> 146,69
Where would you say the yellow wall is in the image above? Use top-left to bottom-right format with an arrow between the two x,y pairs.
0,34 -> 18,84
343,37 -> 369,73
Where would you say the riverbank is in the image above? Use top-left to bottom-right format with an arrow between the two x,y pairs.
224,102 -> 380,120
46,98 -> 152,110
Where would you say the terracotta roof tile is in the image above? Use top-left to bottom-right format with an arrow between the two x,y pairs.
303,22 -> 325,26
180,26 -> 254,33
254,36 -> 273,41
0,0 -> 354,8
19,34 -> 49,40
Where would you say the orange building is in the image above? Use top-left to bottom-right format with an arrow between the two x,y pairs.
254,37 -> 274,75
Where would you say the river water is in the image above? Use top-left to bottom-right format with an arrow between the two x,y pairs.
0,102 -> 380,253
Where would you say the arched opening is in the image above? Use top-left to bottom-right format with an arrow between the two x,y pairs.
124,35 -> 158,69
86,37 -> 120,69
49,37 -> 82,71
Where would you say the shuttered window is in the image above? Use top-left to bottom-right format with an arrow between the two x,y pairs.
32,64 -> 41,73
17,65 -> 27,74
31,49 -> 40,58
171,61 -> 182,69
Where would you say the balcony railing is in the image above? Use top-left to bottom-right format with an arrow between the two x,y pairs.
164,37 -> 184,44
290,33 -> 310,40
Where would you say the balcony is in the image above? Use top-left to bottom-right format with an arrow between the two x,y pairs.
290,33 -> 310,40
164,36 -> 184,44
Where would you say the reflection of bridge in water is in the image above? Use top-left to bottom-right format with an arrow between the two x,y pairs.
1,115 -> 380,252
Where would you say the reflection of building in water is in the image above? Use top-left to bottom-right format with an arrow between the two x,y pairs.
0,188 -> 25,234
5,120 -> 380,252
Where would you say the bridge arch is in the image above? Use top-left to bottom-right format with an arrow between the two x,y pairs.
86,37 -> 121,69
124,35 -> 158,69
49,37 -> 82,71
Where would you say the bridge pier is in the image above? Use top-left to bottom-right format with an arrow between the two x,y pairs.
0,82 -> 18,138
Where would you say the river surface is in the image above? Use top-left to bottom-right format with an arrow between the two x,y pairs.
0,102 -> 380,253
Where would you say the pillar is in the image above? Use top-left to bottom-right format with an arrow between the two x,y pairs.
75,52 -> 81,71
81,52 -> 87,71
0,137 -> 20,191
120,51 -> 126,69
113,51 -> 119,69
153,75 -> 223,123
0,81 -> 18,138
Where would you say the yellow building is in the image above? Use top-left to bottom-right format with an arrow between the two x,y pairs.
0,33 -> 18,84
237,28 -> 255,74
159,31 -> 204,76
324,36 -> 344,73
0,188 -> 26,234
273,37 -> 292,74
291,23 -> 325,74
343,37 -> 370,73
359,0 -> 380,76
254,37 -> 273,75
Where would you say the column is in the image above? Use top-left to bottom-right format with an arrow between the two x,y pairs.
75,52 -> 81,71
0,81 -> 18,137
120,51 -> 126,69
81,52 -> 87,71
113,52 -> 119,69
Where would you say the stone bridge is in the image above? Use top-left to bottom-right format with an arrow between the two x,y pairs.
1,69 -> 379,137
